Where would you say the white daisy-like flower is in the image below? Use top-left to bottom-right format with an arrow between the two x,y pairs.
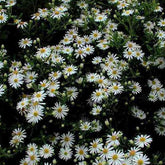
123,49 -> 135,60
122,9 -> 134,16
80,121 -> 91,131
36,47 -> 51,59
86,73 -> 99,82
98,145 -> 112,160
32,91 -> 47,102
95,14 -> 107,22
26,152 -> 40,164
75,47 -> 87,59
155,125 -> 165,136
90,30 -> 102,40
6,0 -> 16,7
157,107 -> 165,119
91,89 -> 104,103
25,71 -> 38,84
12,128 -> 26,139
89,139 -> 103,154
110,83 -> 124,95
128,147 -> 142,158
31,12 -> 41,20
130,81 -> 142,94
158,19 -> 165,27
135,135 -> 152,148
65,87 -> 78,101
75,145 -> 88,161
26,108 -> 44,124
63,65 -> 78,76
133,154 -> 150,165
62,46 -> 73,54
8,73 -> 24,89
108,150 -> 124,165
52,102 -> 69,119
39,144 -> 54,158
18,38 -> 32,48
157,88 -> 165,101
49,71 -> 62,80
9,136 -> 23,147
108,68 -> 121,80
0,13 -> 8,23
27,143 -> 38,154
60,132 -> 75,147
91,105 -> 102,115
106,131 -> 122,147
59,147 -> 73,161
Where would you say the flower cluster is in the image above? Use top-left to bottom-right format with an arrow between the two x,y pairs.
0,0 -> 165,164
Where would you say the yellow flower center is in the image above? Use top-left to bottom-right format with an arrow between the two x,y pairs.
92,143 -> 97,148
112,154 -> 118,160
113,86 -> 119,90
44,148 -> 49,154
79,149 -> 84,155
57,107 -> 62,113
33,111 -> 39,117
130,150 -> 136,156
138,159 -> 144,165
0,15 -> 4,20
103,148 -> 108,154
140,137 -> 146,142
111,135 -> 117,141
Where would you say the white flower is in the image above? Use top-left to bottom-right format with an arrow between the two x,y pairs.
59,147 -> 73,161
10,136 -> 23,147
52,102 -> 69,119
60,132 -> 75,147
75,47 -> 87,59
135,135 -> 152,148
91,105 -> 102,115
128,147 -> 142,158
90,30 -> 102,40
95,14 -> 107,22
27,143 -> 38,154
158,19 -> 165,27
8,73 -> 24,89
123,49 -> 135,60
32,91 -> 47,102
63,65 -> 78,76
39,144 -> 54,158
110,83 -> 124,95
26,107 -> 44,124
75,145 -> 88,161
65,87 -> 78,101
133,154 -> 150,165
12,128 -> 26,139
98,145 -> 112,160
91,89 -> 104,103
86,73 -> 99,82
0,13 -> 8,23
80,121 -> 91,131
5,0 -> 16,7
108,150 -> 124,165
26,152 -> 40,164
89,139 -> 103,154
130,82 -> 142,94
122,10 -> 134,16
36,47 -> 51,59
18,38 -> 32,48
106,131 -> 122,147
